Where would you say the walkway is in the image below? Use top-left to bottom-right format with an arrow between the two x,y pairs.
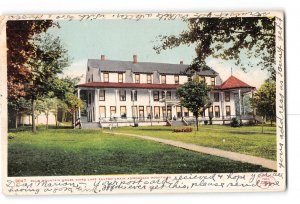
104,131 -> 277,171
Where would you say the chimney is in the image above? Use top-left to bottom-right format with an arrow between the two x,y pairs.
180,61 -> 183,64
100,55 -> 105,61
133,55 -> 138,64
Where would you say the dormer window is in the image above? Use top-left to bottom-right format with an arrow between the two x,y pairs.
161,75 -> 166,84
118,73 -> 123,83
174,75 -> 179,84
103,72 -> 109,82
135,74 -> 140,83
147,74 -> 152,84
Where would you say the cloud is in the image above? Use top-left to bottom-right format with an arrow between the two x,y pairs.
61,60 -> 87,84
206,58 -> 269,89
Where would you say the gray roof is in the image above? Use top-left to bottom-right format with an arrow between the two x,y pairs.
87,59 -> 218,76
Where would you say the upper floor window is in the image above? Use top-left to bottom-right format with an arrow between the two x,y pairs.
99,90 -> 105,101
118,73 -> 123,83
174,75 -> 179,84
131,90 -> 137,101
161,91 -> 165,100
161,75 -> 166,84
147,74 -> 152,84
103,72 -> 109,82
211,77 -> 215,86
214,92 -> 219,102
119,90 -> 126,101
166,91 -> 171,100
225,92 -> 230,102
153,91 -> 159,101
135,74 -> 140,83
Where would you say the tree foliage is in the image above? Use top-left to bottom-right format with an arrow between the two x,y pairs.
176,80 -> 211,130
252,80 -> 276,125
154,17 -> 276,79
6,20 -> 57,100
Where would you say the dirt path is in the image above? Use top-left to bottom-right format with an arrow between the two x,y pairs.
104,131 -> 277,170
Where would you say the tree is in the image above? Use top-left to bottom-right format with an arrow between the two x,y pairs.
6,20 -> 57,100
154,17 -> 276,80
26,33 -> 70,132
176,80 -> 211,131
252,80 -> 276,126
6,20 -> 56,128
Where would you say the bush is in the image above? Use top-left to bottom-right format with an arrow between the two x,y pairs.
204,120 -> 208,125
230,118 -> 240,127
173,127 -> 193,132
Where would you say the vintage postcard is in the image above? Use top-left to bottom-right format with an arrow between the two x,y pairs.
0,11 -> 286,195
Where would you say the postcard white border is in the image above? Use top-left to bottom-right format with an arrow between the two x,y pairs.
0,11 -> 286,195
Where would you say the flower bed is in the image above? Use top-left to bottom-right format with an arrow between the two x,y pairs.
173,127 -> 193,132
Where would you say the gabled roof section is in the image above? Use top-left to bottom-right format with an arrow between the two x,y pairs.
87,59 -> 218,76
220,75 -> 255,90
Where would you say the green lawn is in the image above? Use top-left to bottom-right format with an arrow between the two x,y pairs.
8,128 -> 271,177
115,125 -> 277,160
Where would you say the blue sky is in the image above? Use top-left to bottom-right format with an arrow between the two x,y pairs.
48,19 -> 268,88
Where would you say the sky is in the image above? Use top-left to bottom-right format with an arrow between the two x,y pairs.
48,19 -> 269,88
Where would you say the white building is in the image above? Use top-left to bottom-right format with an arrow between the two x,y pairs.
76,55 -> 255,128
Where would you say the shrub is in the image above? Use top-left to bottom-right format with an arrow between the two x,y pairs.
204,120 -> 208,125
173,127 -> 193,132
230,118 -> 240,127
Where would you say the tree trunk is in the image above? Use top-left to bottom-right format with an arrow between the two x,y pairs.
195,114 -> 199,131
31,98 -> 36,133
55,108 -> 58,128
46,110 -> 49,129
15,111 -> 18,129
72,110 -> 75,129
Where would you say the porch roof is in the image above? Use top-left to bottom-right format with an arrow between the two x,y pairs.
219,75 -> 255,90
77,82 -> 180,90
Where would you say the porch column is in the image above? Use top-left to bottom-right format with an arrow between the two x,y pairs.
164,90 -> 167,120
221,91 -> 225,124
94,89 -> 99,122
148,90 -> 153,125
115,89 -> 119,118
77,88 -> 81,119
238,89 -> 242,123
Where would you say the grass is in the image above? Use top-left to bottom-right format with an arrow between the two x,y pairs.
8,128 -> 271,177
115,125 -> 277,160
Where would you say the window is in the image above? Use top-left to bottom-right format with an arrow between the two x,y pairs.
88,93 -> 92,105
214,92 -> 219,102
183,107 -> 189,117
161,91 -> 165,100
215,106 -> 220,118
99,90 -> 105,101
131,90 -> 137,101
166,91 -> 171,100
103,72 -> 109,82
147,74 -> 152,84
209,107 -> 213,118
211,77 -> 215,86
139,106 -> 144,118
226,106 -> 231,116
110,106 -> 116,117
154,106 -> 160,119
225,92 -> 230,102
118,73 -> 123,83
153,91 -> 159,101
135,74 -> 140,83
99,106 -> 106,118
119,90 -> 126,101
161,75 -> 166,84
132,106 -> 137,118
146,106 -> 152,119
174,75 -> 179,84
120,106 -> 127,118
